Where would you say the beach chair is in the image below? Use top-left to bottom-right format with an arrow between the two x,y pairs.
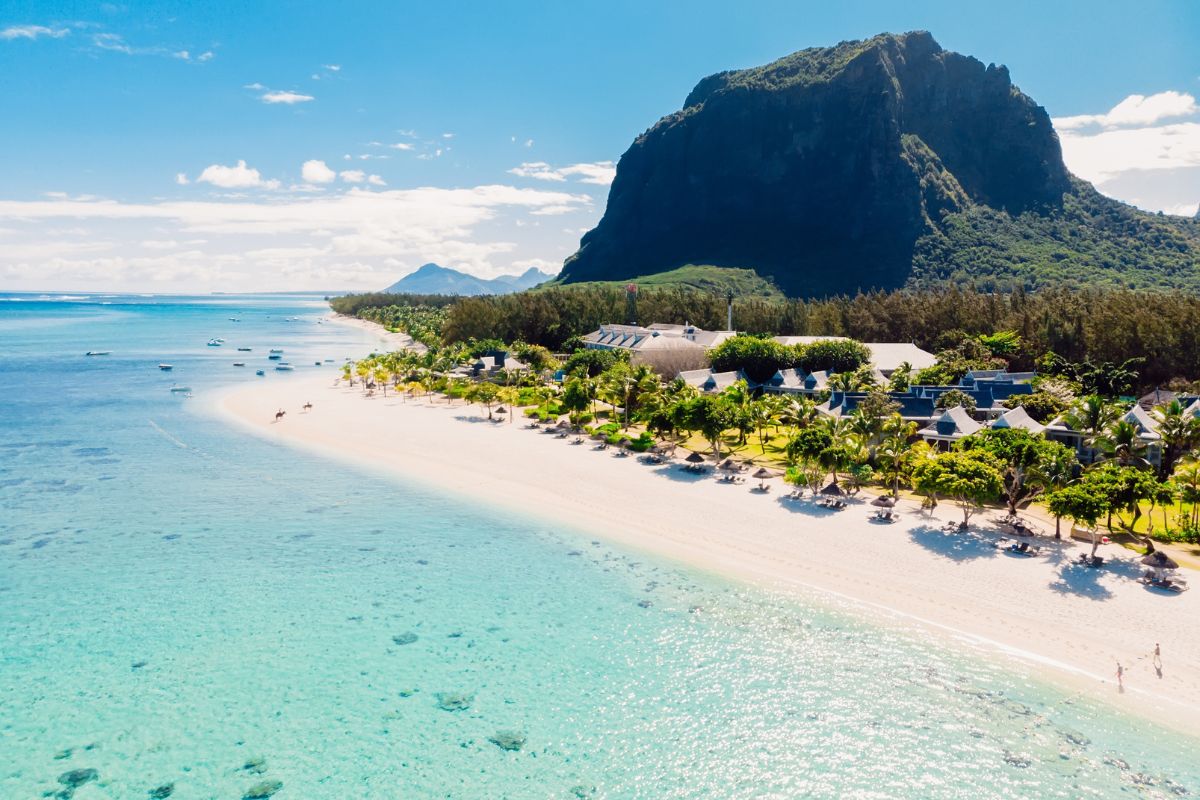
1076,553 -> 1104,568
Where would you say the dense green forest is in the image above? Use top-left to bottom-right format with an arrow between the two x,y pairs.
908,183 -> 1200,291
332,284 -> 1200,390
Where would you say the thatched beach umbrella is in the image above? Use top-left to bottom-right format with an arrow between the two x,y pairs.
1142,551 -> 1179,570
556,419 -> 570,429
752,466 -> 774,490
871,495 -> 896,508
820,482 -> 844,496
495,406 -> 507,415
685,451 -> 706,468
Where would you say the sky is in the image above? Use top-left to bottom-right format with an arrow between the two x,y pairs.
2,0 -> 1199,293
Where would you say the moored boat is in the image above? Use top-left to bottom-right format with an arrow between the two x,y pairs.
275,363 -> 294,371
255,369 -> 265,376
233,362 -> 245,367
85,351 -> 111,356
237,347 -> 252,352
158,364 -> 173,371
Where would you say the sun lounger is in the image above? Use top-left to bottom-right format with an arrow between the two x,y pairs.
1139,575 -> 1189,592
1076,553 -> 1104,568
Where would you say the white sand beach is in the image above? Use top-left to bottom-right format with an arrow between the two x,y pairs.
215,369 -> 1200,737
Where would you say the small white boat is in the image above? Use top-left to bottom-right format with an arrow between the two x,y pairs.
170,385 -> 192,393
255,369 -> 265,376
158,364 -> 174,371
233,362 -> 245,367
229,318 -> 240,322
269,348 -> 284,354
85,351 -> 110,356
268,353 -> 282,360
207,339 -> 221,347
237,347 -> 252,352
275,363 -> 294,371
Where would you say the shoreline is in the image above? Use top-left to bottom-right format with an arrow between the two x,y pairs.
213,364 -> 1200,739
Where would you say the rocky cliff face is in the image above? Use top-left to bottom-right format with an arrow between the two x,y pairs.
559,32 -> 1074,296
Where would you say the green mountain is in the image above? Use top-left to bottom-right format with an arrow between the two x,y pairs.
558,31 -> 1200,297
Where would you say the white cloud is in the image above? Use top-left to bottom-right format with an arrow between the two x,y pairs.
339,170 -> 366,183
1059,122 -> 1200,183
301,159 -> 337,184
1,25 -> 70,40
243,82 -> 265,90
442,132 -> 455,139
175,172 -> 189,185
508,160 -> 616,185
0,185 -> 594,291
92,32 -> 132,54
1164,202 -> 1199,217
367,175 -> 386,186
172,50 -> 190,60
323,64 -> 340,71
197,51 -> 214,62
261,90 -> 314,105
196,160 -> 274,189
1055,91 -> 1200,213
389,142 -> 413,151
524,139 -> 534,148
1055,91 -> 1199,131
508,161 -> 563,181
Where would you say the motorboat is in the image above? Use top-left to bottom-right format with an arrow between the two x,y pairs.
269,348 -> 284,353
207,339 -> 221,347
85,351 -> 110,356
233,362 -> 245,367
255,369 -> 265,376
237,347 -> 252,352
169,385 -> 192,393
275,363 -> 295,371
268,353 -> 282,360
158,364 -> 173,371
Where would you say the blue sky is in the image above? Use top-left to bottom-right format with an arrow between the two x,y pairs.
2,0 -> 1199,291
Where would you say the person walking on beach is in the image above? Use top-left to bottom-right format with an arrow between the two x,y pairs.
1116,662 -> 1124,693
1153,643 -> 1162,678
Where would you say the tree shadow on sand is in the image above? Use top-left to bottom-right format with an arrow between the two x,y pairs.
908,525 -> 1000,562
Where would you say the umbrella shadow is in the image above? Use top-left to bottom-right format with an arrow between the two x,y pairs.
774,496 -> 839,518
452,414 -> 492,424
908,525 -> 999,562
652,465 -> 711,484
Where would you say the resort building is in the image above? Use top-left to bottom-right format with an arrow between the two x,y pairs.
990,405 -> 1046,434
580,323 -> 734,376
918,405 -> 983,446
772,336 -> 937,375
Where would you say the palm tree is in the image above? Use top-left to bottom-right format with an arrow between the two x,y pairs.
1063,395 -> 1117,460
1155,400 -> 1199,479
497,386 -> 521,423
1033,444 -> 1079,538
1173,459 -> 1200,530
781,395 -> 819,436
1094,420 -> 1152,469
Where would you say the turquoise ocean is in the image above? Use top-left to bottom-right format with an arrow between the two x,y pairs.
1,292 -> 1198,799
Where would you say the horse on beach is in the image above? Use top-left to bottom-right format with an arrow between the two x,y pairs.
274,409 -> 286,422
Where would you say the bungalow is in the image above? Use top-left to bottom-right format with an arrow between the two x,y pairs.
678,368 -> 751,393
919,406 -> 983,446
581,322 -> 726,375
990,405 -> 1045,434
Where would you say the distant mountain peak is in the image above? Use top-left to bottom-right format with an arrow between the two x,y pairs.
383,263 -> 554,296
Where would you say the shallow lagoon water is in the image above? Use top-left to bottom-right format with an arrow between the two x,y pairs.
2,293 -> 1198,799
